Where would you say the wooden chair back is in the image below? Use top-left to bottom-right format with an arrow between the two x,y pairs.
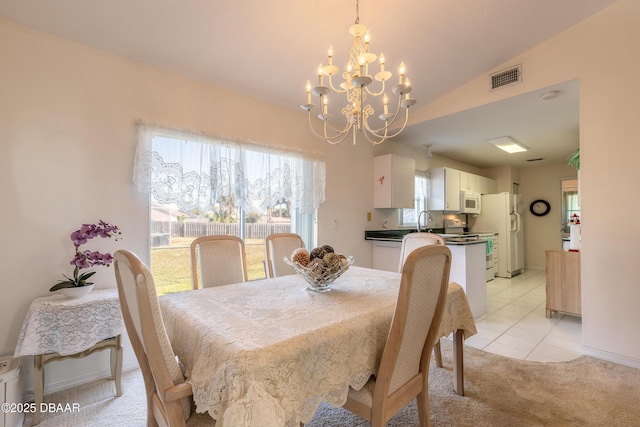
264,233 -> 305,278
343,245 -> 451,427
397,232 -> 446,273
113,250 -> 193,427
190,235 -> 247,289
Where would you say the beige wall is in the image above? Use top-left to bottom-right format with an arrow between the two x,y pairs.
407,0 -> 640,366
520,164 -> 578,270
0,20 -> 377,391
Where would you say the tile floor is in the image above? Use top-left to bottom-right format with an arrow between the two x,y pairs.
462,268 -> 583,362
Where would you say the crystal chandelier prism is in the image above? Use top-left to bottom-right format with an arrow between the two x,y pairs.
301,0 -> 416,145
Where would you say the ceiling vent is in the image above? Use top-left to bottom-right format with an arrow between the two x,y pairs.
490,65 -> 522,91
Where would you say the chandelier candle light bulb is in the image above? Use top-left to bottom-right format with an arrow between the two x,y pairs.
301,0 -> 417,145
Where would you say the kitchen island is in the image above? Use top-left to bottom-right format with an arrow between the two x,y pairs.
445,239 -> 487,318
366,230 -> 487,318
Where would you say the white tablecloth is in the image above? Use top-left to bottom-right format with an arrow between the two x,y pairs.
14,289 -> 124,357
159,266 -> 476,427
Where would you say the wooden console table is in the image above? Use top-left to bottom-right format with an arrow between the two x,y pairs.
14,289 -> 124,425
545,250 -> 581,317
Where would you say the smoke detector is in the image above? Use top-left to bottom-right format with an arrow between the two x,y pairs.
540,90 -> 560,100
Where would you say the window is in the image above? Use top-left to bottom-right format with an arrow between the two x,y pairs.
563,191 -> 580,232
399,172 -> 430,227
134,124 -> 325,294
561,178 -> 580,233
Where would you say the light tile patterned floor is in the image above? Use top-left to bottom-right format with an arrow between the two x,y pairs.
463,269 -> 583,362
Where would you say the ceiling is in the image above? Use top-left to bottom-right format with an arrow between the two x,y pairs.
393,79 -> 580,169
0,0 -> 618,168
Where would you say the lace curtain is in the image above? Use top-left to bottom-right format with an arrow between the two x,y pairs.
133,124 -> 326,215
416,171 -> 430,203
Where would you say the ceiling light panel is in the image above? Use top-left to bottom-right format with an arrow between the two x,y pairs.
486,136 -> 528,153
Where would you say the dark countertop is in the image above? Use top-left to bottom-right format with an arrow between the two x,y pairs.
365,229 -> 487,245
365,229 -> 444,241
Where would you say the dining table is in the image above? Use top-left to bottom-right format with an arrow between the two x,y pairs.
159,265 -> 477,427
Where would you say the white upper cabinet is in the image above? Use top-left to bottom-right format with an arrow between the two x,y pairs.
373,154 -> 415,208
459,171 -> 481,192
429,167 -> 461,212
481,176 -> 497,194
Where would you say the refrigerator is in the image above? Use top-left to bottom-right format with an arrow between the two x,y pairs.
471,192 -> 524,278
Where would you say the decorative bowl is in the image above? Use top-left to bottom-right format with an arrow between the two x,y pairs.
59,284 -> 95,299
284,256 -> 354,292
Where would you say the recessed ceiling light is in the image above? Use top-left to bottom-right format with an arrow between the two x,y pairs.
486,136 -> 528,153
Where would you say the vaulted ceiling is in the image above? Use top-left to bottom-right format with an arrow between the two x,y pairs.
0,0 -> 619,167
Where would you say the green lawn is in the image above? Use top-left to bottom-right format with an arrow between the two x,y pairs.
151,237 -> 267,295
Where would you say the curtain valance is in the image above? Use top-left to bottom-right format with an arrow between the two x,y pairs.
133,124 -> 326,215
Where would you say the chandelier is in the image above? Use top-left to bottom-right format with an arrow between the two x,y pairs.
301,0 -> 416,145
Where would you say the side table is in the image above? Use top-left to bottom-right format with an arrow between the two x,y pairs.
14,288 -> 125,425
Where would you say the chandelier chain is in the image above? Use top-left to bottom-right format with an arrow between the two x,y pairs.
354,0 -> 359,24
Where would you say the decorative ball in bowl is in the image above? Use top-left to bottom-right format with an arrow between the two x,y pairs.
283,245 -> 354,292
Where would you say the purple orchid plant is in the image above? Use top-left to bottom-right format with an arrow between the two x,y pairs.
50,220 -> 122,291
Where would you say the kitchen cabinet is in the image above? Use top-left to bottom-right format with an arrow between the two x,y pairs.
481,176 -> 497,194
373,154 -> 415,208
460,171 -> 481,192
372,241 -> 402,272
429,167 -> 461,212
545,250 -> 581,317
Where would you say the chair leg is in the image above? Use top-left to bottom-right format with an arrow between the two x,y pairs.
416,390 -> 432,427
434,339 -> 443,368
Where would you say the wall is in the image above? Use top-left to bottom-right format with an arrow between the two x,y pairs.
407,0 -> 640,366
519,164 -> 577,270
0,20 -> 376,393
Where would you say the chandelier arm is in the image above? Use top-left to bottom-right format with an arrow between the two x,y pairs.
362,102 -> 410,138
325,130 -> 354,145
327,75 -> 348,94
361,127 -> 388,145
359,94 -> 403,135
364,80 -> 386,97
307,111 -> 351,141
363,117 -> 388,136
381,109 -> 411,139
365,107 -> 411,140
317,110 -> 355,136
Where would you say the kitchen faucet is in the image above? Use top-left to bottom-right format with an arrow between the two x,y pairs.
416,210 -> 433,232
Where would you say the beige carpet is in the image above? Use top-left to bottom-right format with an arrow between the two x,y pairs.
24,341 -> 640,427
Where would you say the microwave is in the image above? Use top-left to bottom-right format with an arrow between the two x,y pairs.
461,191 -> 482,214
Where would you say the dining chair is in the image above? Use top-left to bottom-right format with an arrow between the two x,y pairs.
264,233 -> 305,278
397,232 -> 448,380
397,232 -> 446,273
190,235 -> 248,289
113,250 -> 215,427
342,245 -> 451,427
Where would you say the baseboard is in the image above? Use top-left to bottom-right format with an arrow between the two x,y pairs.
21,360 -> 139,403
581,345 -> 640,369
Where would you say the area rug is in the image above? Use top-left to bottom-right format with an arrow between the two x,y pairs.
24,340 -> 640,426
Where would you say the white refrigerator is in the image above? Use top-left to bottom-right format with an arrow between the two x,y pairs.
472,192 -> 524,278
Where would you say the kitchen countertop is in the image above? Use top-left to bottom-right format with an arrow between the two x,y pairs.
364,229 -> 488,245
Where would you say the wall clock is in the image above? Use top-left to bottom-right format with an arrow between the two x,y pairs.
530,199 -> 551,216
